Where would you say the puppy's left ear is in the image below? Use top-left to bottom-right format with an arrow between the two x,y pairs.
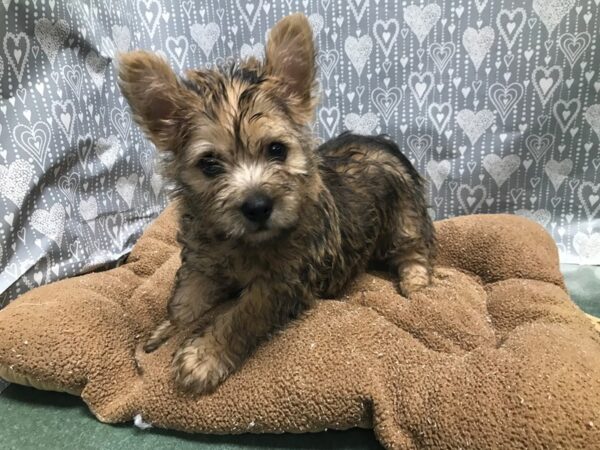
265,13 -> 317,124
118,51 -> 193,152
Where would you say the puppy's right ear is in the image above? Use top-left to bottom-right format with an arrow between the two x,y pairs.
118,51 -> 190,152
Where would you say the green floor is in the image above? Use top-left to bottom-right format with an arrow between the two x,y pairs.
561,264 -> 600,317
0,385 -> 381,450
0,264 -> 598,450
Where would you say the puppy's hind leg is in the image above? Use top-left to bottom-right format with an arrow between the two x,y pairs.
394,248 -> 432,297
386,207 -> 436,298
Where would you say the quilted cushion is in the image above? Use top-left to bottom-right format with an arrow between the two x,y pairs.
0,205 -> 598,449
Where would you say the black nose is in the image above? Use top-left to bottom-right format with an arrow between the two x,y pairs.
241,192 -> 273,223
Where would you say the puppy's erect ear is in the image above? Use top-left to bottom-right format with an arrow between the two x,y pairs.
264,13 -> 317,123
118,51 -> 191,152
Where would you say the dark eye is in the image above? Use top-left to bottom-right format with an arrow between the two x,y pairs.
197,155 -> 224,177
266,142 -> 288,162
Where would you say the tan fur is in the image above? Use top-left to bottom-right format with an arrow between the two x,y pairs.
264,13 -> 318,123
119,14 -> 436,395
118,52 -> 199,152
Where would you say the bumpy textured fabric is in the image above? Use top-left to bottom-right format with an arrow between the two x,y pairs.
1,1 -> 600,306
0,206 -> 599,449
0,0 -> 600,304
2,0 -> 599,428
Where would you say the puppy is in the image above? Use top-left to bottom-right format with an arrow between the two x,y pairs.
118,13 -> 435,394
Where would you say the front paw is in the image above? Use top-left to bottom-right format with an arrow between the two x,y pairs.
143,319 -> 177,353
172,334 -> 233,394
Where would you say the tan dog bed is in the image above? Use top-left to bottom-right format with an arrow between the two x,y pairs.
0,205 -> 599,449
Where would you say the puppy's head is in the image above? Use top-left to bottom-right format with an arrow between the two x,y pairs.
119,14 -> 318,244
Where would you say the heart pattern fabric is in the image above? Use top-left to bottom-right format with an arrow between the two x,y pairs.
0,0 -> 170,306
1,0 -> 600,317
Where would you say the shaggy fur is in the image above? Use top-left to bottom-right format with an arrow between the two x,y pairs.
118,13 -> 436,394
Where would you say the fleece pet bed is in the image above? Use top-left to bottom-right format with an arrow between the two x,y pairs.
0,205 -> 599,450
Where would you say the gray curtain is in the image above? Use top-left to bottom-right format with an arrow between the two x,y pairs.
1,0 -> 599,307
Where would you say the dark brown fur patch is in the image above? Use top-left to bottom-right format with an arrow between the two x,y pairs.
119,13 -> 436,395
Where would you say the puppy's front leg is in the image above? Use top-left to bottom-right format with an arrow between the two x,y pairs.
144,266 -> 222,353
173,279 -> 313,394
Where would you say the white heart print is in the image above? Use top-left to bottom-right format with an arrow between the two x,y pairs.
0,160 -> 35,207
34,18 -> 69,65
319,107 -> 340,137
533,0 -> 576,35
166,35 -> 189,69
95,135 -> 121,170
235,0 -> 264,31
344,35 -> 373,76
190,23 -> 220,57
31,204 -> 66,248
515,209 -> 552,228
544,159 -> 573,191
456,109 -> 495,145
483,154 -> 520,188
404,4 -> 441,44
3,32 -> 30,82
426,159 -> 451,190
137,0 -> 162,38
13,121 -> 52,170
457,184 -> 487,214
573,232 -> 600,262
532,66 -> 563,106
463,27 -> 495,71
116,174 -> 138,208
585,104 -> 600,138
496,8 -> 526,50
240,43 -> 264,60
344,113 -> 379,135
79,196 -> 98,232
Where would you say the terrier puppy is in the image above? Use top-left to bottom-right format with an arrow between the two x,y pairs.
118,13 -> 435,395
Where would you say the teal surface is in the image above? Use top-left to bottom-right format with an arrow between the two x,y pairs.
562,264 -> 600,317
0,265 -> 598,449
0,385 -> 381,450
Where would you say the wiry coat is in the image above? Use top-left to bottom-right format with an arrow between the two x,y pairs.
119,13 -> 435,394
